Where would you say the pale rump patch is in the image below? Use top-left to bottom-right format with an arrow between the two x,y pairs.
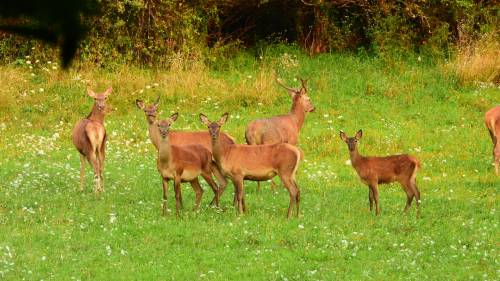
85,122 -> 105,151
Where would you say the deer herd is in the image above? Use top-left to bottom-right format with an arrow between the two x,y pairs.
72,80 -> 500,218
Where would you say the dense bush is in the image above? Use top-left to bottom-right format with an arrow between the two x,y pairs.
0,0 -> 497,66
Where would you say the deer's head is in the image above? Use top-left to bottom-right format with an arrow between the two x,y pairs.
200,113 -> 229,140
340,130 -> 363,151
136,95 -> 160,119
156,113 -> 178,140
88,87 -> 112,112
277,78 -> 315,113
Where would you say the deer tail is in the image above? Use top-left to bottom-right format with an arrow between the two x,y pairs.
410,158 -> 420,184
291,147 -> 302,182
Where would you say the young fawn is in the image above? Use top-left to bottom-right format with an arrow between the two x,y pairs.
340,130 -> 421,216
245,78 -> 314,191
72,87 -> 112,193
200,113 -> 302,218
156,113 -> 220,216
136,96 -> 232,204
485,106 -> 500,176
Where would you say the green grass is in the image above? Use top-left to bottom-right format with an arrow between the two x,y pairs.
0,49 -> 498,280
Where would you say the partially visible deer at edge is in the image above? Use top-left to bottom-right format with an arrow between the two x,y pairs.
485,105 -> 500,176
72,87 -> 112,193
136,97 -> 234,205
155,113 -> 220,216
245,78 -> 314,191
201,113 -> 302,218
340,130 -> 421,216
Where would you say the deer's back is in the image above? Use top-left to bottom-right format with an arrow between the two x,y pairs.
169,131 -> 235,152
354,154 -> 419,184
72,119 -> 105,155
245,115 -> 297,145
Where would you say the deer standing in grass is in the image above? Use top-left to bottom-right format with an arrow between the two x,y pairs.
485,106 -> 500,176
340,130 -> 421,216
155,113 -> 221,216
200,113 -> 302,218
245,78 -> 314,191
72,87 -> 112,192
136,97 -> 234,205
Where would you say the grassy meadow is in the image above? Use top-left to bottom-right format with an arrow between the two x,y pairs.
0,48 -> 498,280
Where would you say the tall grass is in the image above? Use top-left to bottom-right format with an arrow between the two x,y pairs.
451,31 -> 500,86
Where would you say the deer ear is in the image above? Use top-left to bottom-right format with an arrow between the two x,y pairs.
218,113 -> 229,125
199,113 -> 211,126
87,88 -> 96,98
169,113 -> 179,122
355,130 -> 363,140
339,131 -> 348,142
154,95 -> 161,106
103,87 -> 113,97
135,99 -> 145,109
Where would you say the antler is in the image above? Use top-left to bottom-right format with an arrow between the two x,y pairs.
298,77 -> 308,89
276,78 -> 298,93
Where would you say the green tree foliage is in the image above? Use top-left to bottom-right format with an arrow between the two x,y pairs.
0,0 -> 497,66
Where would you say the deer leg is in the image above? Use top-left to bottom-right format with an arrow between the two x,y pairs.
371,183 -> 381,215
402,182 -> 414,213
201,172 -> 220,207
257,181 -> 261,193
232,177 -> 245,215
270,179 -> 277,190
494,153 -> 499,176
368,187 -> 374,212
162,178 -> 169,216
281,176 -> 298,219
210,165 -> 226,205
173,176 -> 182,217
87,152 -> 100,193
411,180 -> 421,218
190,178 -> 204,211
295,180 -> 301,218
79,154 -> 86,192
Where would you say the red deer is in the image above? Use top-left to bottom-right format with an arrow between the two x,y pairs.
72,87 -> 112,192
155,113 -> 220,216
136,97 -> 234,204
245,78 -> 314,191
485,106 -> 500,175
340,130 -> 421,216
200,113 -> 302,218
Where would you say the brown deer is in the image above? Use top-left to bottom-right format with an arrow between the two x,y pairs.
72,87 -> 112,193
245,78 -> 314,191
200,113 -> 302,218
155,113 -> 220,216
340,130 -> 421,216
485,106 -> 500,175
136,96 -> 234,205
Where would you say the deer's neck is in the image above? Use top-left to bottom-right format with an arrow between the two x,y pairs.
146,115 -> 156,125
349,148 -> 364,167
290,102 -> 306,130
87,104 -> 105,123
211,135 -> 228,168
158,137 -> 173,164
146,116 -> 160,149
148,124 -> 161,149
